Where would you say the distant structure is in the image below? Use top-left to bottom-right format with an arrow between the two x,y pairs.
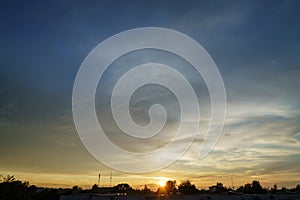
110,171 -> 112,187
98,173 -> 101,187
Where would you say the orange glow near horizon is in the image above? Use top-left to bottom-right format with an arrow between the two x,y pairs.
158,177 -> 167,187
3,171 -> 300,191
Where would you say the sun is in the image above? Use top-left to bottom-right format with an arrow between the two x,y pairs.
158,178 -> 167,187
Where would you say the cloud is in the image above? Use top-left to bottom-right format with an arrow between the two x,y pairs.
1,0 -> 300,189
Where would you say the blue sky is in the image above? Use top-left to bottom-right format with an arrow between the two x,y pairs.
1,0 -> 300,189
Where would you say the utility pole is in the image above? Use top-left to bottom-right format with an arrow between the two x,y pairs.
98,173 -> 101,187
110,171 -> 112,187
231,177 -> 234,190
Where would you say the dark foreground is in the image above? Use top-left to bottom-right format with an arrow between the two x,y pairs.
60,194 -> 300,200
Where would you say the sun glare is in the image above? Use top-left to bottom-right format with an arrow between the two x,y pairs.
158,178 -> 167,187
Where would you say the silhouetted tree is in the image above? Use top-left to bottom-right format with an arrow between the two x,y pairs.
71,185 -> 82,194
209,182 -> 226,194
2,175 -> 15,183
113,183 -> 135,194
0,175 -> 41,200
237,180 -> 266,194
114,183 -> 132,191
178,180 -> 198,195
91,184 -> 98,193
215,182 -> 227,194
165,180 -> 177,195
252,181 -> 263,193
296,184 -> 300,193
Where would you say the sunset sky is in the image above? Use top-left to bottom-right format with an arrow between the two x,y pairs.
1,0 -> 300,190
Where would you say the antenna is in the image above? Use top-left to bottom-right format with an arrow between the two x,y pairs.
110,171 -> 112,187
98,173 -> 101,187
231,177 -> 234,190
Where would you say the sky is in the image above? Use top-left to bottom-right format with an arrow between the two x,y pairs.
1,0 -> 300,190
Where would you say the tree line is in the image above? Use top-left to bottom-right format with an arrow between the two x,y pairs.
1,175 -> 300,200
